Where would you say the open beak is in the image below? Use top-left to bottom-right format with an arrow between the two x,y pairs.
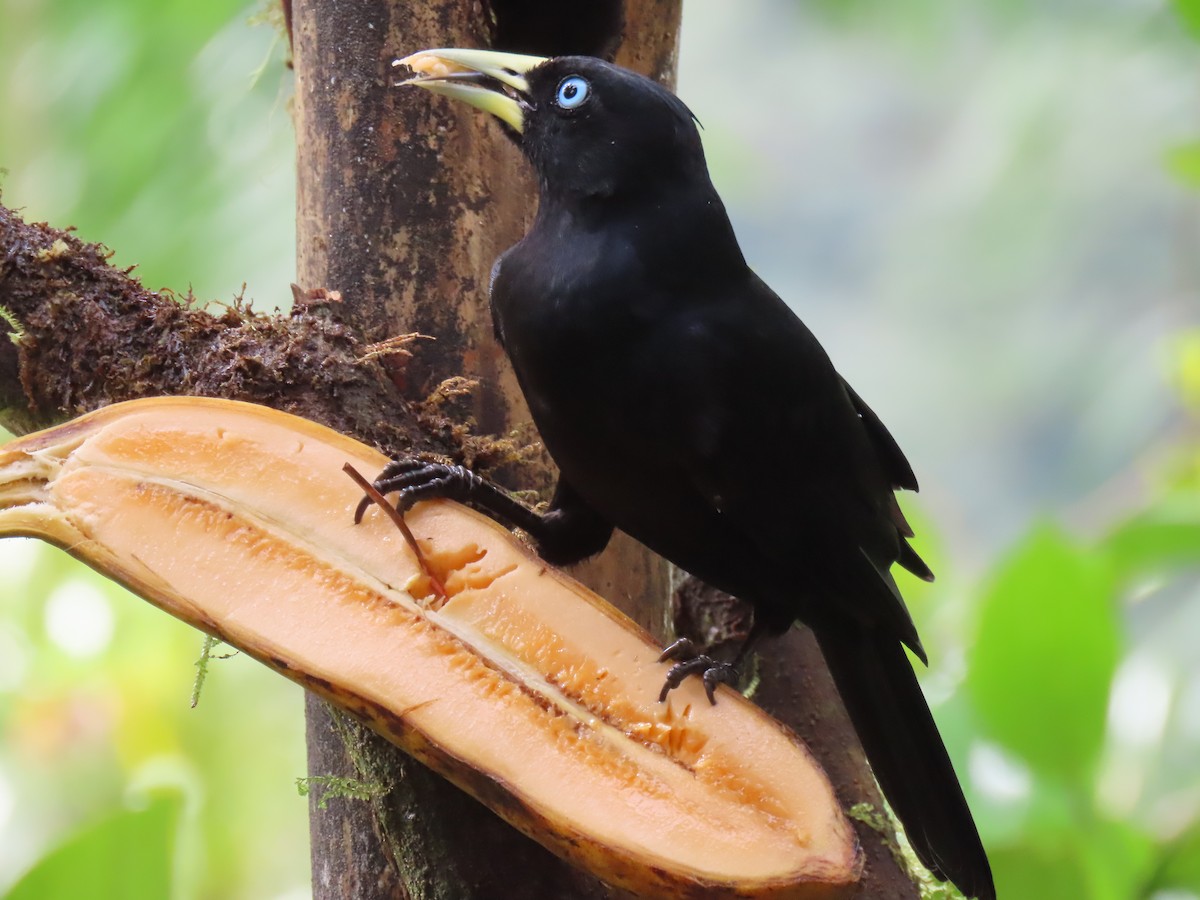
394,48 -> 547,133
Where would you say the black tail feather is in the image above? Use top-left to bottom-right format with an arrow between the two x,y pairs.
814,626 -> 995,900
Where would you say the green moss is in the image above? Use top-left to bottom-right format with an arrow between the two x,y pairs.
190,634 -> 238,708
296,774 -> 388,810
0,305 -> 24,345
848,802 -> 968,899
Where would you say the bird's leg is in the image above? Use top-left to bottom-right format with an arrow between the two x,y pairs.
354,461 -> 613,566
354,459 -> 532,528
658,617 -> 771,705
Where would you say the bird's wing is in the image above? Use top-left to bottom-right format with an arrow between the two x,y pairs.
842,381 -> 918,493
841,380 -> 933,582
637,277 -> 927,655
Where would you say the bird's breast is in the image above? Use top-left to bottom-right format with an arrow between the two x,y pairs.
491,237 -> 670,471
495,229 -> 651,391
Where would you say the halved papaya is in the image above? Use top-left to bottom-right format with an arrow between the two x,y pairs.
0,397 -> 860,898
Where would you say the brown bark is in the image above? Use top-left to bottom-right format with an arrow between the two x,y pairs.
291,2 -> 677,897
0,207 -> 415,449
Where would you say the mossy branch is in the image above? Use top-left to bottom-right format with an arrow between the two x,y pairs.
0,202 -> 418,445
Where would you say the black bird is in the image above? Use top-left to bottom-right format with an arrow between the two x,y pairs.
363,48 -> 995,900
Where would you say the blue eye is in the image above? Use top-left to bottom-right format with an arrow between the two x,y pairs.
555,76 -> 590,110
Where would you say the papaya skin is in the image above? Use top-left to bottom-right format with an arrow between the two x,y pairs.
0,397 -> 860,899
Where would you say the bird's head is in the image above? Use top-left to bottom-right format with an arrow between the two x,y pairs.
396,49 -> 707,201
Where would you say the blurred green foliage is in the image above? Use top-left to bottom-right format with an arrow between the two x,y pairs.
6,792 -> 179,900
1175,0 -> 1200,41
968,524 -> 1120,783
1164,142 -> 1200,192
0,0 -> 294,303
2,1 -> 1199,899
0,0 -> 304,898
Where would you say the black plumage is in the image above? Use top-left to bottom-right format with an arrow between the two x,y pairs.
366,50 -> 994,900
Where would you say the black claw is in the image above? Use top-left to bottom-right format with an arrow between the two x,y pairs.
381,458 -> 429,475
657,637 -> 697,664
701,664 -> 737,705
657,648 -> 737,705
354,459 -> 483,526
657,660 -> 696,702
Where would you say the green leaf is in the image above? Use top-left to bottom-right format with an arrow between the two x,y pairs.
967,523 -> 1120,783
1165,140 -> 1200,190
1170,329 -> 1200,411
6,792 -> 181,900
989,819 -> 1155,900
1173,0 -> 1200,40
1103,497 -> 1200,580
1077,820 -> 1157,900
990,839 -> 1091,900
1153,819 -> 1200,894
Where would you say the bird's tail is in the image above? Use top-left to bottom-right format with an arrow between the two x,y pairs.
813,626 -> 995,900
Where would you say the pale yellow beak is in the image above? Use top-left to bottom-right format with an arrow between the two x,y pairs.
394,48 -> 547,133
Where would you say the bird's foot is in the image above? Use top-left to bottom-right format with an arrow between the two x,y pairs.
657,638 -> 739,705
354,459 -> 483,524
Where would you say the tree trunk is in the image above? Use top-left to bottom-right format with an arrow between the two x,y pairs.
292,2 -> 678,897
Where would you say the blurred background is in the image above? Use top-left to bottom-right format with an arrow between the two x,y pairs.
1,1 -> 1198,897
